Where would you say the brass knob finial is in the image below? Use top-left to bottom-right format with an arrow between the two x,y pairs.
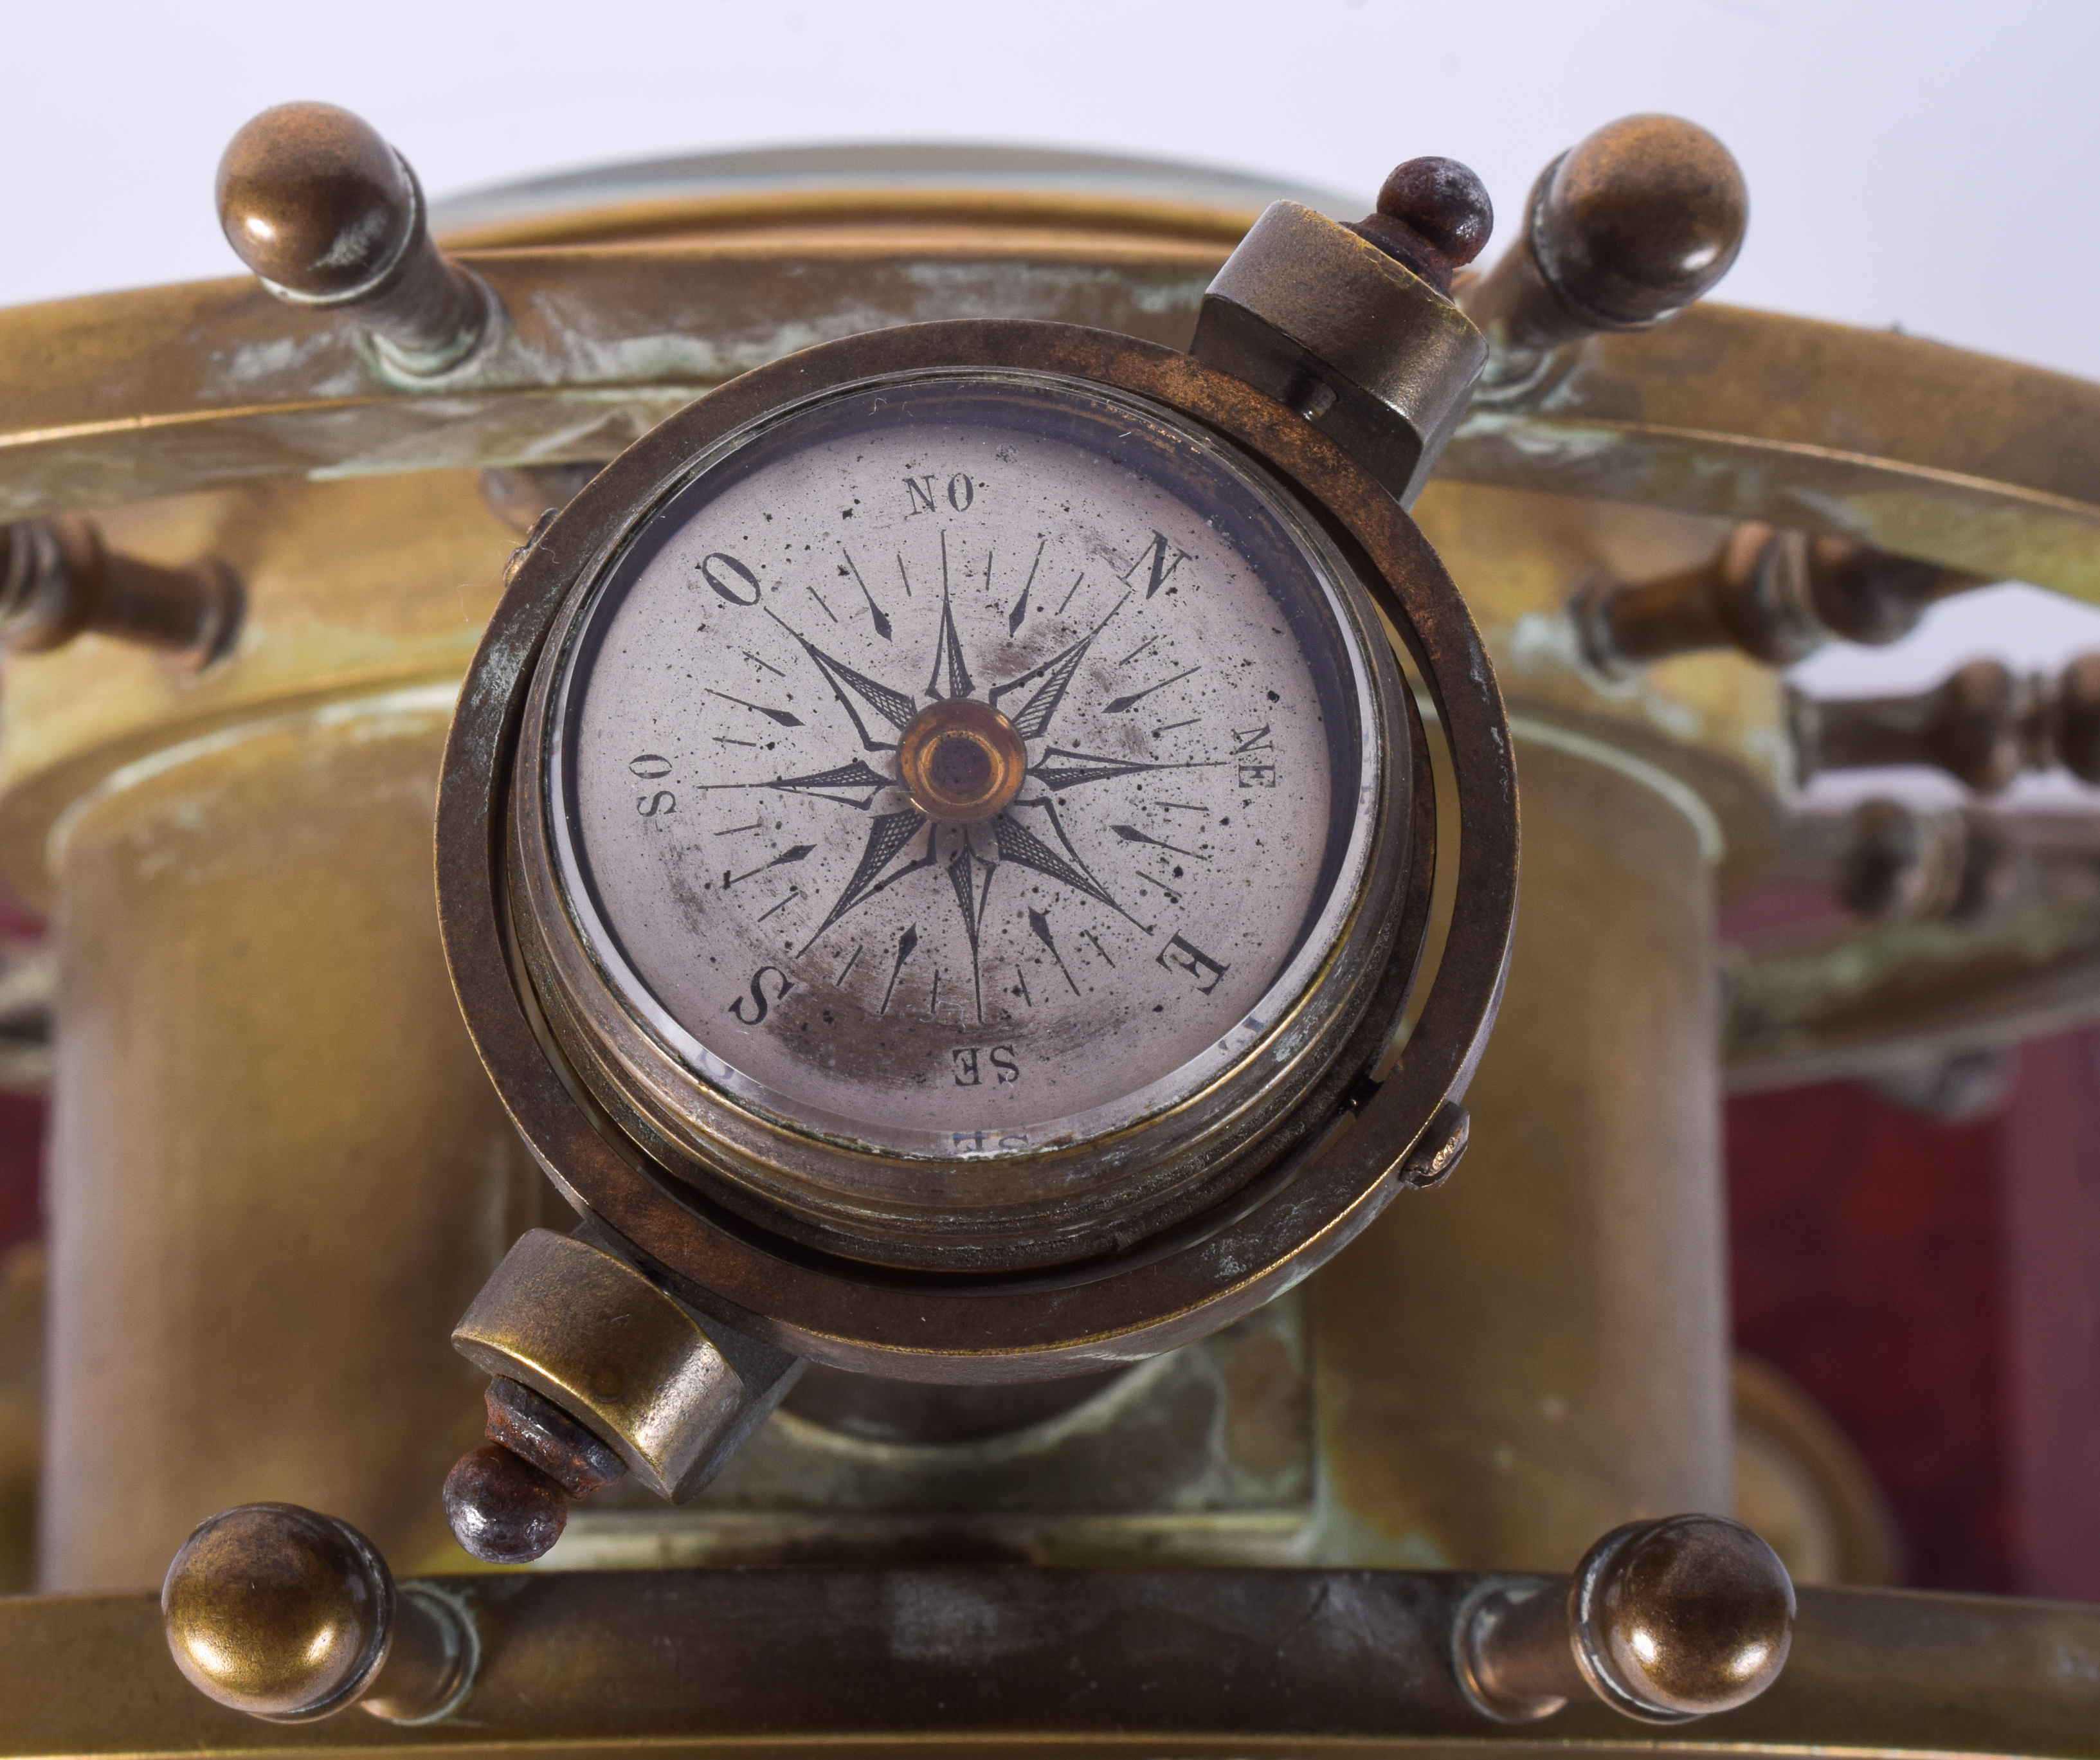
161,1503 -> 394,1723
217,103 -> 415,300
1791,654 -> 2100,795
1532,116 -> 1748,331
0,514 -> 242,665
1570,1514 -> 1795,1721
216,102 -> 493,374
1457,1512 -> 1793,1725
163,1502 -> 477,1725
1463,113 -> 1748,388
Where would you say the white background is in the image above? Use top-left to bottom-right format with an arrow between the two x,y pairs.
3,0 -> 2097,716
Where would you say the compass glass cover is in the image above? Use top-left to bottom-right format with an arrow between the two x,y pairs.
546,370 -> 1388,1161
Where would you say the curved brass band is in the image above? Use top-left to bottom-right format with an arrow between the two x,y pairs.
435,319 -> 1517,1377
3,241 -> 2097,598
49,1569 -> 2100,1753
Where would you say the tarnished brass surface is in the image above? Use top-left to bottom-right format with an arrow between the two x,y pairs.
39,705 -> 543,1590
2,257 -> 2095,608
0,235 -> 1226,523
0,470 -> 514,909
8,139 -> 2098,1744
546,1293 -> 1312,1569
1413,479 -> 1792,830
1312,738 -> 1729,1570
4,1570 -> 2097,1757
1444,301 -> 2100,598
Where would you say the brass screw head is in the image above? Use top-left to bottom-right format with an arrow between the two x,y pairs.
1571,1513 -> 1796,1721
216,102 -> 417,300
161,1503 -> 395,1722
896,699 -> 1028,822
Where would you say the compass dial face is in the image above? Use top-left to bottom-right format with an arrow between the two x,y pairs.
540,371 -> 1393,1171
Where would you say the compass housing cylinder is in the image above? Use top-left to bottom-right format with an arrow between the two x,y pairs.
503,340 -> 1417,1275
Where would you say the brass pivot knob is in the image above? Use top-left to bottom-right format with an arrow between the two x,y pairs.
1570,1514 -> 1795,1721
0,515 -> 242,664
1836,797 -> 2015,925
1457,1513 -> 1794,1725
163,1503 -> 475,1725
217,102 -> 493,374
1191,149 -> 1492,504
1464,114 -> 1748,385
1791,654 -> 2100,795
1574,523 -> 1984,676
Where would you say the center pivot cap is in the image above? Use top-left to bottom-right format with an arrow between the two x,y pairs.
897,699 -> 1027,822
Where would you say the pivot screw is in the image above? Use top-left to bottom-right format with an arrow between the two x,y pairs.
1352,158 -> 1494,294
443,1441 -> 571,1566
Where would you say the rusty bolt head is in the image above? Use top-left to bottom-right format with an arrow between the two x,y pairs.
1377,158 -> 1494,271
443,1442 -> 568,1565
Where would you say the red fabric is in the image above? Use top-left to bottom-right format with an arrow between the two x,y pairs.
1726,1080 -> 2018,1590
0,1090 -> 41,1253
1994,1033 -> 2100,1598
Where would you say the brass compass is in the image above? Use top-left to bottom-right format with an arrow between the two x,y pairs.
434,164 -> 1519,1561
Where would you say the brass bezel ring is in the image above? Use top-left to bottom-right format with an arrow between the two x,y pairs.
437,318 -> 1517,1378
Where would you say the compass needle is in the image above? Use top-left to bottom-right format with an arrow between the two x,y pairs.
1104,664 -> 1199,715
713,758 -> 894,810
926,531 -> 973,700
988,593 -> 1128,739
799,810 -> 932,954
879,925 -> 920,1016
705,687 -> 803,727
1027,907 -> 1082,996
1007,537 -> 1045,634
1029,747 -> 1226,793
839,549 -> 892,640
947,843 -> 992,1024
1110,824 -> 1209,861
765,608 -> 915,748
